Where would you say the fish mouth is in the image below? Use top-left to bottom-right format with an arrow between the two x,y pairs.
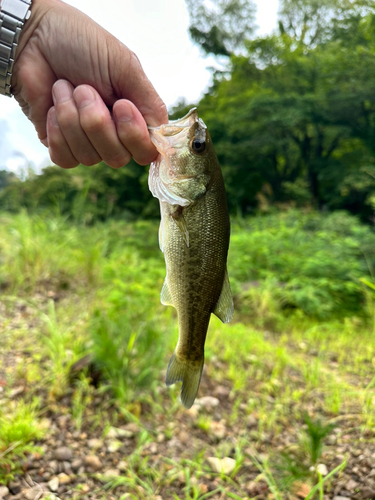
148,108 -> 207,153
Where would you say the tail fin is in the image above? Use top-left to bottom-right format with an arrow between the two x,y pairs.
165,352 -> 204,409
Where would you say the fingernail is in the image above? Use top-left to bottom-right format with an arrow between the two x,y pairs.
50,107 -> 58,127
53,80 -> 72,104
115,104 -> 133,123
73,86 -> 95,109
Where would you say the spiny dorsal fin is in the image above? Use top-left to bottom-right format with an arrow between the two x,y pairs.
213,270 -> 234,323
161,279 -> 174,306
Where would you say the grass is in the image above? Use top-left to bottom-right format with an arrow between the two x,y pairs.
0,209 -> 375,496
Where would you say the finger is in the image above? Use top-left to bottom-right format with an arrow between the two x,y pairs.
73,85 -> 131,169
110,49 -> 168,127
113,100 -> 158,166
47,107 -> 79,169
52,80 -> 102,166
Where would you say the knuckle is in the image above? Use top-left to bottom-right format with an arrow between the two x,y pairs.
56,105 -> 78,130
106,152 -> 130,169
79,152 -> 101,166
80,111 -> 108,135
49,148 -> 78,169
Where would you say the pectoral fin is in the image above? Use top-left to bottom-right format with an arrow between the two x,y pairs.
172,213 -> 189,247
213,270 -> 234,323
161,279 -> 174,306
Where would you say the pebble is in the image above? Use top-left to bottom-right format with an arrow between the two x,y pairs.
213,385 -> 230,397
106,427 -> 133,439
87,438 -> 103,449
210,421 -> 226,440
118,461 -> 128,472
71,459 -> 83,472
48,477 -> 59,492
179,431 -> 190,444
8,481 -> 21,495
84,454 -> 103,471
196,396 -> 220,409
122,422 -> 140,434
207,456 -> 236,475
57,472 -> 71,485
316,463 -> 328,476
23,487 -> 44,500
0,486 -> 9,498
107,439 -> 123,452
54,446 -> 73,461
333,497 -> 352,500
99,469 -> 121,482
346,479 -> 359,491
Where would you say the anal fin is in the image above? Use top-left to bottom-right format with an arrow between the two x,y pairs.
213,269 -> 234,323
161,279 -> 174,306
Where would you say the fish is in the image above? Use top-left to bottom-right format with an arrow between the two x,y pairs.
148,108 -> 233,409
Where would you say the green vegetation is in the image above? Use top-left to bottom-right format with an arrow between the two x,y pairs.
1,209 -> 375,496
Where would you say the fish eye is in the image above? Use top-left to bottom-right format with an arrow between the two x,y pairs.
190,137 -> 206,154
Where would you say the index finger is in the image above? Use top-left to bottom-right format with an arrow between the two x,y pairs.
110,49 -> 169,128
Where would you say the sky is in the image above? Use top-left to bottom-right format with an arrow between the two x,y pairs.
0,0 -> 279,173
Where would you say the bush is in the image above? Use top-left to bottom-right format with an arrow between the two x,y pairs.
229,210 -> 375,319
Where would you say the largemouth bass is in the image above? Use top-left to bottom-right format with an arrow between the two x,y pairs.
148,108 -> 233,409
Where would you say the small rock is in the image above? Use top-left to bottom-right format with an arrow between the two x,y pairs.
107,439 -> 123,452
0,486 -> 9,498
71,459 -> 82,472
87,438 -> 103,449
207,456 -> 236,475
99,469 -> 121,483
54,447 -> 73,461
346,479 -> 359,491
49,460 -> 59,473
210,421 -> 226,440
57,472 -> 71,485
118,461 -> 128,472
7,481 -> 21,495
80,484 -> 90,493
122,422 -> 140,434
292,481 -> 311,498
157,433 -> 165,443
247,415 -> 257,428
316,464 -> 328,476
106,427 -> 133,439
196,396 -> 220,409
213,385 -> 230,397
84,455 -> 103,471
23,487 -> 43,500
186,406 -> 199,419
179,431 -> 190,444
48,477 -> 59,492
333,497 -> 352,500
103,468 -> 121,476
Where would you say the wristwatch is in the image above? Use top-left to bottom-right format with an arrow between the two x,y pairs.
0,0 -> 32,96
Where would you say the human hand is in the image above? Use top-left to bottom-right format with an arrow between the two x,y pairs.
10,0 -> 168,168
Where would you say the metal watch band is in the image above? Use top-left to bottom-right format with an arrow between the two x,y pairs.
0,0 -> 32,96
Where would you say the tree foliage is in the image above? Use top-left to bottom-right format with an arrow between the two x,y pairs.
185,0 -> 256,56
2,0 -> 375,222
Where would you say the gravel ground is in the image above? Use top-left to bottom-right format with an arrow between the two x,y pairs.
1,298 -> 375,500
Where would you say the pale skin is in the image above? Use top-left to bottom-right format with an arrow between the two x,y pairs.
8,0 -> 168,168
